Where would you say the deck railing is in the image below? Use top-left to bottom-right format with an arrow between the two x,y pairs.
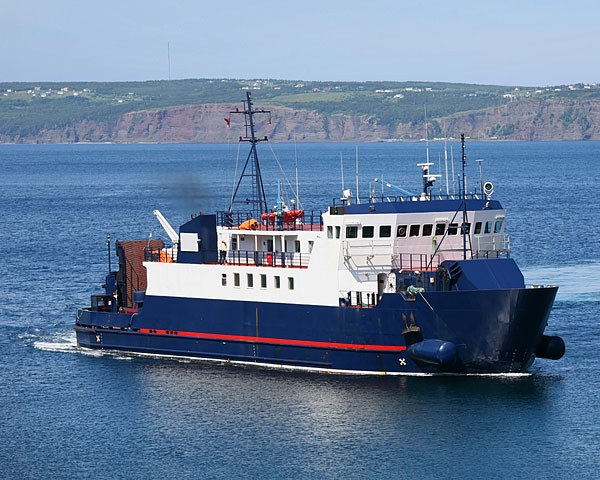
339,290 -> 379,308
144,246 -> 309,268
392,253 -> 440,271
144,245 -> 178,263
217,210 -> 323,232
331,192 -> 485,206
225,250 -> 309,268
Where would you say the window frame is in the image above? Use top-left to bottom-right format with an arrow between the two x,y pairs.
397,225 -> 407,237
346,226 -> 358,239
362,226 -> 374,238
379,225 -> 391,238
422,224 -> 433,236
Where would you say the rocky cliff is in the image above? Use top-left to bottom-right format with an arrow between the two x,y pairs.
4,98 -> 600,143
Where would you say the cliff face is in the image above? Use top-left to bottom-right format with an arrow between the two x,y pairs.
113,104 -> 391,143
4,98 -> 600,143
431,99 -> 600,141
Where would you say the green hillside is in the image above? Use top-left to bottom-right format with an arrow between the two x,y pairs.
1,78 -> 599,139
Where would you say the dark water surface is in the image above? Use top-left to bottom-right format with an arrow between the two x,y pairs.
1,141 -> 598,478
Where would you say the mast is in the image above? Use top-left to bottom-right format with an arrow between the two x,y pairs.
444,137 -> 449,195
461,133 -> 468,260
228,91 -> 271,219
451,145 -> 456,195
106,233 -> 111,273
340,152 -> 345,194
476,158 -> 484,195
294,139 -> 299,204
355,145 -> 360,204
438,152 -> 442,194
424,105 -> 429,164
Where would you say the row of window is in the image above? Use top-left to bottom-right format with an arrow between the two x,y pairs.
328,220 -> 503,240
221,272 -> 295,290
230,237 -> 308,254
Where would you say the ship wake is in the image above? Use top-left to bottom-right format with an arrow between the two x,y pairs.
523,262 -> 600,302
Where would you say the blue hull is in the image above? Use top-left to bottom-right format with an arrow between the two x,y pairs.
75,286 -> 557,374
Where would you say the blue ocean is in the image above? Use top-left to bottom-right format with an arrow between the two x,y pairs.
1,141 -> 598,478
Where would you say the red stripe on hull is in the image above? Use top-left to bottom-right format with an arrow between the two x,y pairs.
138,328 -> 407,352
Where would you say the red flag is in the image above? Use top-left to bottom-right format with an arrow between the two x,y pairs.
224,118 -> 231,128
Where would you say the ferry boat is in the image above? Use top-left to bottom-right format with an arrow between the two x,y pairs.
75,92 -> 565,374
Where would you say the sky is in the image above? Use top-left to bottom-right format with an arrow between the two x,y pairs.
2,0 -> 598,86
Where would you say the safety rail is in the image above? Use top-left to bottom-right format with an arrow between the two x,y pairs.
472,249 -> 509,259
343,239 -> 393,262
144,246 -> 309,268
225,250 -> 309,268
392,253 -> 440,271
144,245 -> 177,263
339,290 -> 379,308
472,234 -> 510,253
217,210 -> 323,232
331,192 -> 484,206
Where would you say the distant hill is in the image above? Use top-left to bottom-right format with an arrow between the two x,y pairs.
1,78 -> 600,143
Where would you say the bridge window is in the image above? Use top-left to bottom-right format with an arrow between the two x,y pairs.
327,226 -> 333,238
346,226 -> 358,238
380,225 -> 391,237
494,220 -> 503,233
221,274 -> 227,286
397,225 -> 407,237
448,223 -> 458,235
485,221 -> 492,234
288,277 -> 295,290
463,223 -> 471,234
234,273 -> 240,287
260,274 -> 267,289
362,226 -> 374,238
247,273 -> 254,288
474,222 -> 482,234
435,223 -> 446,236
422,224 -> 433,236
274,276 -> 281,289
409,225 -> 420,237
335,226 -> 341,238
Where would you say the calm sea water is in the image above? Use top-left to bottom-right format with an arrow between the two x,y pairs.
0,141 -> 599,479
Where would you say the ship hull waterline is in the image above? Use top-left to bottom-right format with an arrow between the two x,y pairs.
75,286 -> 558,375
